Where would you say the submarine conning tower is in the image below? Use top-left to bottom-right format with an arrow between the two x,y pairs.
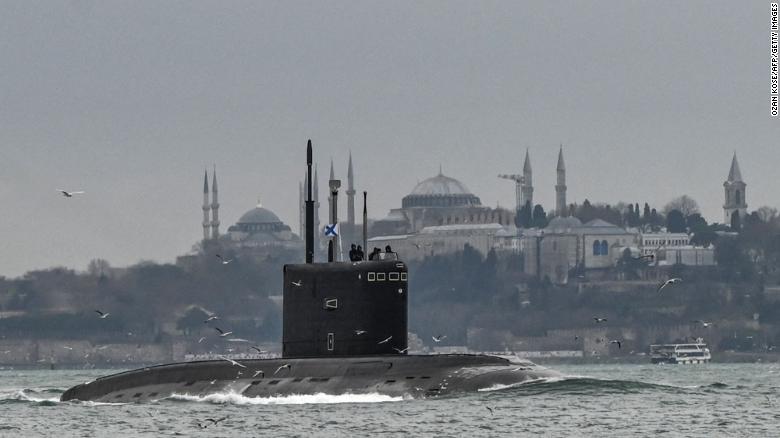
282,140 -> 408,358
282,259 -> 408,357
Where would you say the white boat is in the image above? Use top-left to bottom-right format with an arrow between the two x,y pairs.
650,342 -> 711,364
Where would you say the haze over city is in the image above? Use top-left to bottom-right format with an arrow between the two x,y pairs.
1,1 -> 777,277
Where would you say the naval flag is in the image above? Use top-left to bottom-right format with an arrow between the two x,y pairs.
324,223 -> 339,237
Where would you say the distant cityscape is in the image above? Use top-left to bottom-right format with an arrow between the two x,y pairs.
0,148 -> 777,367
197,149 -> 749,286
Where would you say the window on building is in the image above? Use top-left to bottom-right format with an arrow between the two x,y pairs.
600,240 -> 608,256
389,272 -> 400,281
377,272 -> 386,281
736,190 -> 741,204
593,240 -> 600,256
367,272 -> 376,281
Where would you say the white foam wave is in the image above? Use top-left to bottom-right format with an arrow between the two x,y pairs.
478,376 -> 569,392
0,389 -> 60,403
168,391 -> 404,405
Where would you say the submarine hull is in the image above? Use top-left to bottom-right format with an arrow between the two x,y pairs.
60,354 -> 559,402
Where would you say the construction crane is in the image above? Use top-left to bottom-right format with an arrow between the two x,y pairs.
498,174 -> 525,212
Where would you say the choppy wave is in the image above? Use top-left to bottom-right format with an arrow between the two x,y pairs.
479,376 -> 715,396
166,391 -> 405,405
0,389 -> 61,405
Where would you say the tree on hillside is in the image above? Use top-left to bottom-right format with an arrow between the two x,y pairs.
666,209 -> 686,233
643,203 -> 652,223
663,195 -> 700,217
532,204 -> 548,228
649,208 -> 662,230
755,206 -> 778,223
87,259 -> 112,279
515,201 -> 533,228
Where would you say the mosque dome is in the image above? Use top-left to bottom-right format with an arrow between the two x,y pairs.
409,173 -> 473,196
545,216 -> 583,232
237,204 -> 282,224
229,202 -> 292,237
402,172 -> 481,208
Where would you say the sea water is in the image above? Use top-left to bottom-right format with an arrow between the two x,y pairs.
1,363 -> 777,437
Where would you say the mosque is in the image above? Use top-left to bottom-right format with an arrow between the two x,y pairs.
198,167 -> 302,255
192,149 -> 744,276
367,163 -> 525,261
522,152 -> 744,284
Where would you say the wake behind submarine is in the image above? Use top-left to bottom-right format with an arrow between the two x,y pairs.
61,140 -> 559,403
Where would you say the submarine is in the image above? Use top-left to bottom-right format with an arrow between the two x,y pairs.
61,140 -> 559,403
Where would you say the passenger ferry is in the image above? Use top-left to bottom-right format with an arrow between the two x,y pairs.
650,341 -> 711,364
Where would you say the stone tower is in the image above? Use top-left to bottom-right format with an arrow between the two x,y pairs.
555,145 -> 567,216
328,159 -> 335,225
299,178 -> 305,239
202,169 -> 210,241
314,164 -> 320,249
210,166 -> 220,239
347,151 -> 356,226
723,152 -> 747,223
521,148 -> 533,208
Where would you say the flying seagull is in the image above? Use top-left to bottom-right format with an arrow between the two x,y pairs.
291,280 -> 303,287
692,320 -> 714,328
215,254 -> 233,265
214,327 -> 233,337
393,347 -> 410,353
94,310 -> 110,319
658,278 -> 682,293
252,370 -> 264,378
593,317 -> 607,323
58,190 -> 85,198
197,337 -> 206,343
250,346 -> 267,354
204,315 -> 219,323
217,355 -> 246,368
274,364 -> 291,375
378,336 -> 393,345
486,406 -> 494,416
63,346 -> 73,350
354,330 -> 367,336
432,335 -> 447,342
609,340 -> 622,349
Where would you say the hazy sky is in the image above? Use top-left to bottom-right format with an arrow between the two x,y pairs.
1,1 -> 777,277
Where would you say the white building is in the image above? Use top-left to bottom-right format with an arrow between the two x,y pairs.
368,223 -> 518,261
639,232 -> 715,266
524,217 -> 640,284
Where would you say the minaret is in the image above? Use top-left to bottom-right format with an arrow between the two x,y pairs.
521,148 -> 533,208
299,178 -> 305,238
555,145 -> 567,216
314,164 -> 320,249
202,169 -> 210,241
723,152 -> 747,223
347,151 -> 356,226
327,159 -> 336,225
210,165 -> 220,239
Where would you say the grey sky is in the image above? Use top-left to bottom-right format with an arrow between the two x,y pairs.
1,1 -> 777,277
